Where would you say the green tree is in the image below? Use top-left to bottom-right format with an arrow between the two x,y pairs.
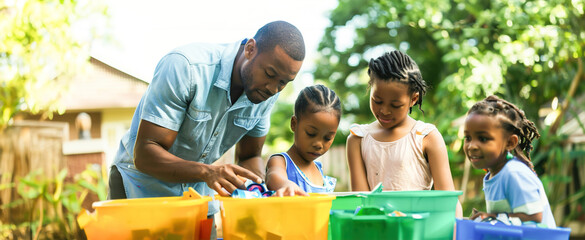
315,0 -> 584,128
310,0 -> 585,224
0,0 -> 106,128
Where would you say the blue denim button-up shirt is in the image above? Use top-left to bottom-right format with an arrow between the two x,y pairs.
112,39 -> 278,214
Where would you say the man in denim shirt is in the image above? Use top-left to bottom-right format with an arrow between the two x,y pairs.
108,21 -> 304,231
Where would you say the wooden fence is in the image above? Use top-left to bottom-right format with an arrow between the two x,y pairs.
318,146 -> 351,191
0,120 -> 69,223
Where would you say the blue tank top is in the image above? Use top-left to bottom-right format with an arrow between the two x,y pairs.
274,152 -> 336,193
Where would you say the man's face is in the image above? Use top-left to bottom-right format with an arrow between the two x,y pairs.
240,45 -> 302,104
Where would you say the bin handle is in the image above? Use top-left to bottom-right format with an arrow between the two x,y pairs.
77,208 -> 96,229
371,182 -> 384,194
475,223 -> 523,237
182,187 -> 203,200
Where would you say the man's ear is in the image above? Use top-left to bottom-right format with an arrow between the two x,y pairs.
290,116 -> 297,132
244,38 -> 257,60
506,134 -> 519,151
410,92 -> 420,107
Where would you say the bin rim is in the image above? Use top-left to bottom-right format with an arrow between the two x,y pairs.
326,191 -> 369,197
366,190 -> 463,198
331,209 -> 430,218
92,196 -> 212,208
217,193 -> 335,203
455,219 -> 572,234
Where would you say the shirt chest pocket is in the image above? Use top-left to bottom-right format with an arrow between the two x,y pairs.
184,108 -> 212,138
233,116 -> 260,130
218,116 -> 261,154
187,108 -> 212,121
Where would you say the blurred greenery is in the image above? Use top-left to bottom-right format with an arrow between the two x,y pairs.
0,0 -> 107,129
0,165 -> 107,240
267,0 -> 585,226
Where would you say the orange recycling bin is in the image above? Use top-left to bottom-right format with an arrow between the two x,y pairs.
78,188 -> 211,240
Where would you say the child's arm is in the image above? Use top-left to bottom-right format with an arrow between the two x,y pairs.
471,210 -> 543,223
509,212 -> 543,222
423,129 -> 463,218
265,155 -> 308,197
347,134 -> 370,191
470,210 -> 496,221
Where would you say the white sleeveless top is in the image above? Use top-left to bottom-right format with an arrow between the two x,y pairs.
350,121 -> 436,191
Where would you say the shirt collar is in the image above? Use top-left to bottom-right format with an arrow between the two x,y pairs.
214,38 -> 280,108
214,39 -> 247,91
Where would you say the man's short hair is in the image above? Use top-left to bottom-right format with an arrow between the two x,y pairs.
253,21 -> 305,61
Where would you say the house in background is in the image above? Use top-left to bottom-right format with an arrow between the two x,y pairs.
6,56 -> 149,210
20,56 -> 149,170
61,56 -> 149,168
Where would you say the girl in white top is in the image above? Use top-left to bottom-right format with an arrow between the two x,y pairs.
346,50 -> 462,216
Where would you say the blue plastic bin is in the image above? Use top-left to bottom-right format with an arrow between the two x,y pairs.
456,219 -> 571,240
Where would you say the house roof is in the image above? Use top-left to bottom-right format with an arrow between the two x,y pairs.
560,107 -> 585,143
62,57 -> 149,110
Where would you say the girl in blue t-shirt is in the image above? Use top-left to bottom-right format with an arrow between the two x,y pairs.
465,95 -> 556,228
265,84 -> 341,196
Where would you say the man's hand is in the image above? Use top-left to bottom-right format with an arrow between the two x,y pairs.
206,164 -> 262,196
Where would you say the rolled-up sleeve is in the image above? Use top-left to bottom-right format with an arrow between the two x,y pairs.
141,53 -> 194,131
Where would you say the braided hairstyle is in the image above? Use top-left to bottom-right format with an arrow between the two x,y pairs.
294,84 -> 341,121
367,50 -> 428,113
468,95 -> 540,171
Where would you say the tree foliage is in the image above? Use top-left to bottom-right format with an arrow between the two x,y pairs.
0,0 -> 106,128
315,0 -> 583,129
307,0 -> 585,224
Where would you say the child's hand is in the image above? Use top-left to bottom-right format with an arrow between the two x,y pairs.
470,208 -> 496,221
273,182 -> 309,197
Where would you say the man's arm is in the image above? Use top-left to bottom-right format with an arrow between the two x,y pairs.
134,120 -> 261,196
235,135 -> 267,180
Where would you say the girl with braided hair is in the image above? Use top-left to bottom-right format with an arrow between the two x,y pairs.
266,84 -> 340,196
347,50 -> 462,217
466,95 -> 555,227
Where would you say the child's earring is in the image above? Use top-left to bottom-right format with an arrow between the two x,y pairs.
506,151 -> 514,160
